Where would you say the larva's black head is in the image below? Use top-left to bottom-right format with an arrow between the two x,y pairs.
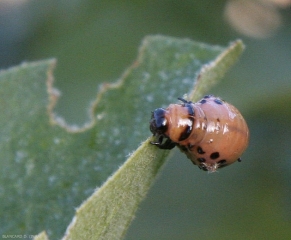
150,108 -> 168,135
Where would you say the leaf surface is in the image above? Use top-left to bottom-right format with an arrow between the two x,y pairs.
0,36 -> 243,239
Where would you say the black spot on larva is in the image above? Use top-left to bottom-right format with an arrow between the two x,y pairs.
197,146 -> 205,154
186,104 -> 195,116
199,99 -> 207,104
178,117 -> 193,141
218,159 -> 227,165
217,118 -> 220,122
204,95 -> 212,98
198,158 -> 206,162
237,157 -> 242,162
214,98 -> 223,105
210,152 -> 220,159
218,160 -> 228,168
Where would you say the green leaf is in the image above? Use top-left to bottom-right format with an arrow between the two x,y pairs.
62,138 -> 169,240
0,35 -> 244,239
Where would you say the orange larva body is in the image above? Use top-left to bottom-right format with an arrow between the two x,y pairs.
150,95 -> 249,172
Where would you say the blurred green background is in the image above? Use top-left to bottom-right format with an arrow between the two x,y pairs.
1,0 -> 291,239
